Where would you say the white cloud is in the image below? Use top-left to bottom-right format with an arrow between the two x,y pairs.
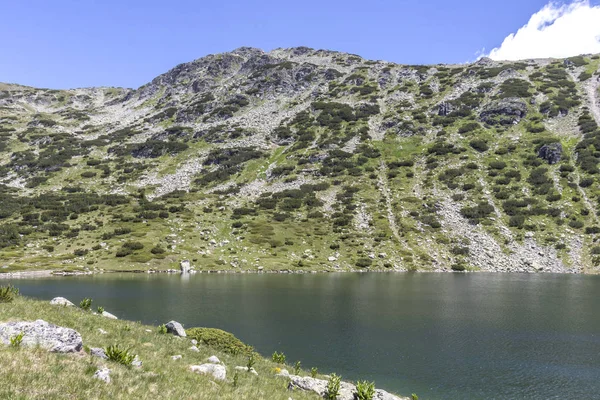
488,0 -> 600,60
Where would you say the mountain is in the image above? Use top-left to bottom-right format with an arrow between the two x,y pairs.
1,47 -> 599,274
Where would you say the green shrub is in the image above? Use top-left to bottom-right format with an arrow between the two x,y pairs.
356,258 -> 373,268
311,367 -> 318,378
272,351 -> 286,364
247,352 -> 256,370
0,285 -> 19,303
186,327 -> 253,355
294,361 -> 302,375
104,344 -> 136,366
97,306 -> 104,314
469,139 -> 489,152
150,246 -> 166,254
79,298 -> 92,311
326,373 -> 342,400
158,324 -> 168,334
10,332 -> 24,348
356,381 -> 376,400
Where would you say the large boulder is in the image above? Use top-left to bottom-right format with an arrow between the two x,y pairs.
538,143 -> 562,164
0,320 -> 82,353
93,368 -> 111,383
180,260 -> 191,273
479,98 -> 528,125
49,297 -> 74,307
189,364 -> 227,381
165,320 -> 186,337
101,311 -> 118,320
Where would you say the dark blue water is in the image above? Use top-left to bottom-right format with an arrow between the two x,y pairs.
8,272 -> 600,400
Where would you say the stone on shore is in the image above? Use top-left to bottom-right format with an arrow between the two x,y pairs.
287,375 -> 409,400
0,320 -> 82,353
101,311 -> 118,319
165,321 -> 186,337
49,297 -> 74,307
189,364 -> 227,381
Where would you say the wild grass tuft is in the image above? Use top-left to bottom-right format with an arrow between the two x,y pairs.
104,344 -> 136,366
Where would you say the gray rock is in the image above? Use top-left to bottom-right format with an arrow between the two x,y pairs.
0,320 -> 82,353
188,345 -> 200,352
191,339 -> 198,345
165,321 -> 186,337
93,368 -> 111,383
171,355 -> 182,361
101,311 -> 118,320
90,347 -> 108,359
207,355 -> 221,364
438,101 -> 454,116
49,297 -> 74,307
189,363 -> 227,381
538,143 -> 562,164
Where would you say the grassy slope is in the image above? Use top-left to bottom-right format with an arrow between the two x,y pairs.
0,296 -> 328,400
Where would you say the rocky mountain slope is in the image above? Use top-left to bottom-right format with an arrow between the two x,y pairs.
1,47 -> 600,274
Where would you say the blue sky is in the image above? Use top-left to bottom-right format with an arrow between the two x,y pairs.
0,0 -> 596,89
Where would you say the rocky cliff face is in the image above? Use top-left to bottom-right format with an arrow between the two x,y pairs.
1,48 -> 600,274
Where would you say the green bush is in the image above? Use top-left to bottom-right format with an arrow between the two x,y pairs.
272,351 -> 286,364
10,332 -> 24,348
356,381 -> 376,400
311,367 -> 318,378
104,344 -> 136,366
186,327 -> 253,355
0,285 -> 19,303
79,298 -> 92,311
326,373 -> 342,400
158,324 -> 168,334
355,258 -> 373,268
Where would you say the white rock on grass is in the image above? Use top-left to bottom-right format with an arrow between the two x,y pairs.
0,320 -> 82,353
93,368 -> 111,383
191,339 -> 198,345
165,321 -> 186,337
188,346 -> 200,352
207,355 -> 220,364
171,355 -> 182,361
189,364 -> 227,381
275,369 -> 290,377
235,366 -> 258,375
98,329 -> 108,335
132,356 -> 142,368
49,297 -> 74,307
101,311 -> 118,319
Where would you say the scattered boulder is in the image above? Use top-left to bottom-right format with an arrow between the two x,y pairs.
207,355 -> 221,364
180,260 -> 191,273
189,364 -> 227,381
0,320 -> 82,353
191,339 -> 198,345
479,98 -> 528,125
189,346 -> 200,352
165,321 -> 186,337
275,369 -> 290,377
90,347 -> 108,359
538,143 -> 562,164
49,297 -> 74,307
93,368 -> 111,383
101,311 -> 118,320
171,355 -> 182,361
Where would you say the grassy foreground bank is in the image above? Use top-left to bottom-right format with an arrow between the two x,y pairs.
0,293 -> 333,399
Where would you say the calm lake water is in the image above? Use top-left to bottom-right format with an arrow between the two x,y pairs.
7,272 -> 600,400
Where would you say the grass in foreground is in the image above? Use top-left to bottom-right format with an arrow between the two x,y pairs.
0,295 -> 322,400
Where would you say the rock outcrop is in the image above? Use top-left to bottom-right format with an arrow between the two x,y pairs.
50,297 -> 74,307
479,98 -> 528,125
0,320 -> 83,353
538,142 -> 562,164
287,375 -> 409,400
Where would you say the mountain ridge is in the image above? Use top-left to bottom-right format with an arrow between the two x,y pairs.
1,47 -> 600,274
